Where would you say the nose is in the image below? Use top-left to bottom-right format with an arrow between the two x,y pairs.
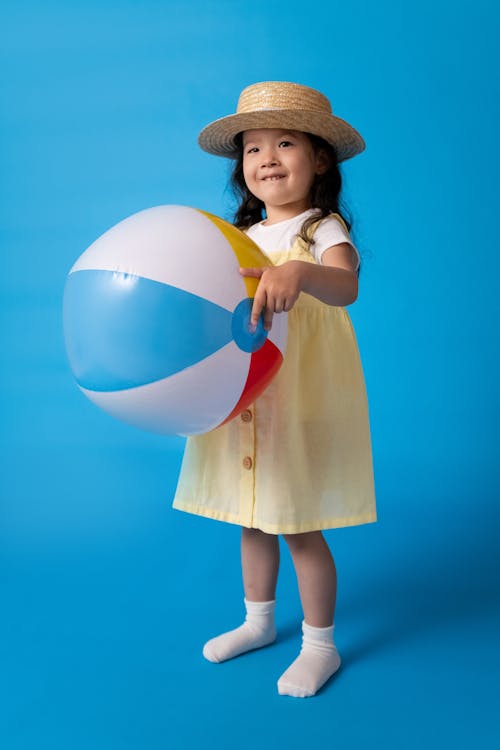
260,147 -> 280,168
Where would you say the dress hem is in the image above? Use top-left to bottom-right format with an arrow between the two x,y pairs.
172,500 -> 377,535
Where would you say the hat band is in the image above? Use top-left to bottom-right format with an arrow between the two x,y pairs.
238,106 -> 331,116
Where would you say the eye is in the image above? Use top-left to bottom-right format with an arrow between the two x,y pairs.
245,146 -> 259,154
279,140 -> 293,148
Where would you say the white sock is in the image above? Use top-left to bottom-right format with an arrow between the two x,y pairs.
277,621 -> 341,698
202,599 -> 276,663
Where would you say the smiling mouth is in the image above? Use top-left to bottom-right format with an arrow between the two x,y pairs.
262,175 -> 286,181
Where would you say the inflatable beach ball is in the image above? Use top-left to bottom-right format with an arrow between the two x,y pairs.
63,205 -> 287,436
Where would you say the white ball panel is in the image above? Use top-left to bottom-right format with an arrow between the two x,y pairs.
80,341 -> 250,436
267,311 -> 288,356
71,205 -> 247,312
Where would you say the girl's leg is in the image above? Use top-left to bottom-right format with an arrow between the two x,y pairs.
242,527 -> 280,601
283,530 -> 336,626
278,531 -> 341,697
203,528 -> 279,663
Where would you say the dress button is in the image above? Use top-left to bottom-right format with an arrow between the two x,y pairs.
242,456 -> 253,470
240,409 -> 253,423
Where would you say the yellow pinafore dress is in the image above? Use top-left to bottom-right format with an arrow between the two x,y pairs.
173,217 -> 377,535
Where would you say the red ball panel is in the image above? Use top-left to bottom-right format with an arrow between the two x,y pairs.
220,339 -> 284,427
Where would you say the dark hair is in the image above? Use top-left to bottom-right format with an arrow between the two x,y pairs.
229,132 -> 359,274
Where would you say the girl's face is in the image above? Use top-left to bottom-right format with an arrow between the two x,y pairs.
242,128 -> 328,222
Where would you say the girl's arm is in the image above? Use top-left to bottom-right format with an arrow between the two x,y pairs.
240,242 -> 358,332
302,242 -> 358,305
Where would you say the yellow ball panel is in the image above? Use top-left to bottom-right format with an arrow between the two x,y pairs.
198,209 -> 272,298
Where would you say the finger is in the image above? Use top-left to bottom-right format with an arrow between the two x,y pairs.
239,267 -> 264,278
263,306 -> 274,331
283,296 -> 297,312
250,290 -> 266,330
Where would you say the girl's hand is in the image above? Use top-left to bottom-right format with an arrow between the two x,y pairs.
239,261 -> 305,332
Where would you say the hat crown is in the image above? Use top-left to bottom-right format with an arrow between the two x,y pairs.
237,81 -> 333,116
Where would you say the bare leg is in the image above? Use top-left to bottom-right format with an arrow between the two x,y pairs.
202,527 -> 279,663
242,527 -> 280,601
283,531 -> 337,626
277,531 -> 340,697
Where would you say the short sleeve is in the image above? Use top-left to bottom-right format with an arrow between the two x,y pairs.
309,216 -> 360,271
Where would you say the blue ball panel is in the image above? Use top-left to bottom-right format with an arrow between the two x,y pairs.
231,298 -> 268,353
63,270 -> 234,391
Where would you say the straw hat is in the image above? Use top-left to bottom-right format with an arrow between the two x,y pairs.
198,81 -> 365,162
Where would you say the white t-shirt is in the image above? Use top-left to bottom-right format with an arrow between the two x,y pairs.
245,208 -> 360,270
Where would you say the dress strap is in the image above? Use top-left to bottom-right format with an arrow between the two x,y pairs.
304,212 -> 349,241
295,212 -> 350,258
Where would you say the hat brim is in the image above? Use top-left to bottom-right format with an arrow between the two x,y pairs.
198,110 -> 365,162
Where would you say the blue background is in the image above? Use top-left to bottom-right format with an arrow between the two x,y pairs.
1,1 -> 499,747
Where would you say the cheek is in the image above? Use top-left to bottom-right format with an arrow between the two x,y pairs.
300,157 -> 318,184
243,170 -> 262,198
242,161 -> 254,186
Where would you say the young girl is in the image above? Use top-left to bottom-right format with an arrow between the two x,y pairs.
173,81 -> 377,698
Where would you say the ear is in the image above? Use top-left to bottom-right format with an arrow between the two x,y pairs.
315,148 -> 331,175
